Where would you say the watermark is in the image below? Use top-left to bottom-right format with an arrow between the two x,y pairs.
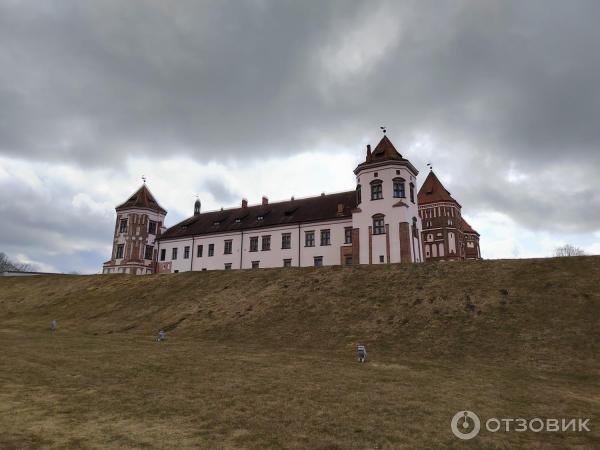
451,411 -> 591,440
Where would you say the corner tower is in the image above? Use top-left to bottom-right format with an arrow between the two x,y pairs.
102,184 -> 167,275
351,134 -> 423,264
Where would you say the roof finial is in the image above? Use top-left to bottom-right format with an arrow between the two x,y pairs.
380,126 -> 387,134
142,175 -> 146,184
427,163 -> 433,171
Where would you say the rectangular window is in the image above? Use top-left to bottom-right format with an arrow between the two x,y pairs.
261,235 -> 271,251
281,233 -> 291,249
393,180 -> 405,198
410,183 -> 415,203
119,219 -> 128,233
184,246 -> 190,259
345,256 -> 353,266
224,263 -> 232,270
320,229 -> 331,246
371,183 -> 383,200
373,216 -> 385,235
314,256 -> 323,267
344,227 -> 353,244
197,244 -> 203,257
251,261 -> 259,269
148,221 -> 157,235
160,249 -> 166,261
250,236 -> 259,252
116,244 -> 124,259
224,240 -> 232,254
172,248 -> 178,260
283,259 -> 292,268
208,244 -> 214,257
305,231 -> 315,247
379,255 -> 385,263
144,245 -> 153,260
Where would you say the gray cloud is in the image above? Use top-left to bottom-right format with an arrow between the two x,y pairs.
0,0 -> 599,272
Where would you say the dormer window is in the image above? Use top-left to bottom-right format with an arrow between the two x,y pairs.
393,177 -> 405,198
257,216 -> 264,221
370,180 -> 383,200
235,218 -> 241,223
212,220 -> 220,226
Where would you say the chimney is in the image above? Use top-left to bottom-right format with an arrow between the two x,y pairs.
337,203 -> 344,216
262,196 -> 269,205
366,144 -> 372,161
241,198 -> 248,208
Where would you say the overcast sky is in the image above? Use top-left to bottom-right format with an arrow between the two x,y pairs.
1,0 -> 599,273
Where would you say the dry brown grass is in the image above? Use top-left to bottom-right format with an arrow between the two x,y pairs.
0,256 -> 599,448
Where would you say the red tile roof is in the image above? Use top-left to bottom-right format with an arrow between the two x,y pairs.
461,218 -> 479,235
159,191 -> 356,240
417,170 -> 460,206
116,185 -> 167,214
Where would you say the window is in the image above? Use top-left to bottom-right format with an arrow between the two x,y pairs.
119,219 -> 128,233
184,246 -> 190,259
305,231 -> 315,247
373,215 -> 385,235
160,249 -> 166,261
148,221 -> 157,235
314,256 -> 323,267
344,227 -> 353,244
281,233 -> 291,249
116,244 -> 124,259
356,185 -> 362,204
393,178 -> 406,198
261,235 -> 271,251
197,245 -> 203,257
251,261 -> 259,269
224,240 -> 232,254
171,248 -> 178,260
410,182 -> 415,203
379,255 -> 384,263
224,263 -> 232,270
208,244 -> 214,257
283,259 -> 292,268
250,237 -> 259,252
345,256 -> 353,266
144,245 -> 154,260
212,220 -> 220,226
257,215 -> 264,221
320,229 -> 331,246
371,180 -> 383,200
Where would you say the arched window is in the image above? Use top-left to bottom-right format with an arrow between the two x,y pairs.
356,185 -> 362,204
372,214 -> 385,235
409,182 -> 415,203
370,180 -> 383,200
393,177 -> 405,198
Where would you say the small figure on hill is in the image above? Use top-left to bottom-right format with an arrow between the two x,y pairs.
157,330 -> 166,342
50,320 -> 57,332
357,344 -> 367,363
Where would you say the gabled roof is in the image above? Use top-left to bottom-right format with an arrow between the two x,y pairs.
159,191 -> 356,240
461,218 -> 479,236
417,170 -> 460,206
116,184 -> 167,214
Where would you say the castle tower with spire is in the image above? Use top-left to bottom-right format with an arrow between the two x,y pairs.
102,184 -> 167,274
417,170 -> 481,260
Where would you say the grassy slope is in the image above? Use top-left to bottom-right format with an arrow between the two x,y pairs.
0,257 -> 598,448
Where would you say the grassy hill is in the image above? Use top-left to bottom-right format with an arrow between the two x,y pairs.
0,257 -> 598,448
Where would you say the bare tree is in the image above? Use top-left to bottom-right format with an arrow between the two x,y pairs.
0,252 -> 31,272
553,244 -> 585,257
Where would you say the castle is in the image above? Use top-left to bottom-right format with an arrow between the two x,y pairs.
102,134 -> 480,274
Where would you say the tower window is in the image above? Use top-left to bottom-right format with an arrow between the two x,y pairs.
370,180 -> 383,200
144,245 -> 153,260
410,183 -> 415,203
119,219 -> 128,233
372,215 -> 385,235
393,178 -> 406,198
116,244 -> 124,259
356,185 -> 362,204
148,221 -> 157,235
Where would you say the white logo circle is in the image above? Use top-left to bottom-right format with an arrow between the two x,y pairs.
451,410 -> 481,440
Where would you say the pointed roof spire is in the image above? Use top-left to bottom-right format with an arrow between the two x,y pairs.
417,170 -> 460,206
370,135 -> 403,161
116,184 -> 167,214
